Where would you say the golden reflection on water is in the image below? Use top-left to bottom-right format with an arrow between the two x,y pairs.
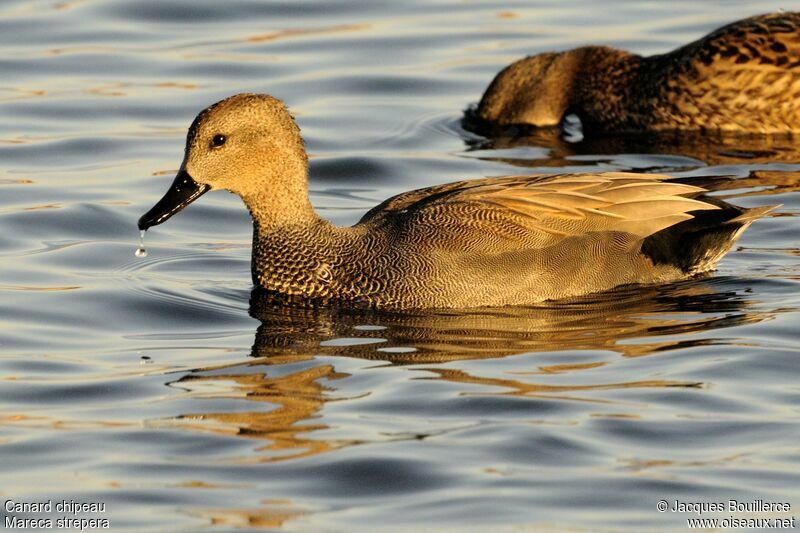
0,284 -> 80,291
167,359 -> 354,462
0,413 -> 136,431
84,83 -> 129,97
156,82 -> 199,90
495,11 -> 519,20
421,368 -> 700,404
154,279 -> 769,464
243,23 -> 370,44
618,453 -> 745,472
46,46 -> 114,57
188,500 -> 305,529
0,88 -> 46,102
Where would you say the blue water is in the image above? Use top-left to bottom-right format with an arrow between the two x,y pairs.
1,1 -> 799,530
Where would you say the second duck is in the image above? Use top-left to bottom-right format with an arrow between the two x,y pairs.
472,13 -> 800,134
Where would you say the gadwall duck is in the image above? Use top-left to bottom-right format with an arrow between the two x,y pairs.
139,94 -> 773,309
471,13 -> 800,134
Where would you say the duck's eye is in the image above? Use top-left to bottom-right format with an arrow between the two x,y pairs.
211,134 -> 227,148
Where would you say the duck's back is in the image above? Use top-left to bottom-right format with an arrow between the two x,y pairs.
644,12 -> 800,132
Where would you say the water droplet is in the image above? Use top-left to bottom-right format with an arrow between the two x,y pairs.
135,229 -> 148,258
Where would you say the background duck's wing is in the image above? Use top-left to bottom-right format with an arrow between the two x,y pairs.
364,172 -> 718,252
650,12 -> 800,130
668,12 -> 800,70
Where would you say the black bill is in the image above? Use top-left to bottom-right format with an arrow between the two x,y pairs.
138,168 -> 209,231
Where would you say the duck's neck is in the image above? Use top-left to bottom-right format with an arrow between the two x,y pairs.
242,171 -> 340,296
241,159 -> 319,227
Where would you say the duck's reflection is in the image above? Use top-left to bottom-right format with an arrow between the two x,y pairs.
678,170 -> 800,199
169,360 -> 355,462
247,280 -> 763,364
168,277 -> 768,465
464,126 -> 800,170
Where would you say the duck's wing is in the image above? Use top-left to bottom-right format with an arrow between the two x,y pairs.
650,13 -> 800,130
667,12 -> 800,70
361,172 -> 717,250
358,174 -> 552,224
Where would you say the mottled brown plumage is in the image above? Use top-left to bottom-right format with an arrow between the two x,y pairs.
139,94 -> 773,309
474,13 -> 800,134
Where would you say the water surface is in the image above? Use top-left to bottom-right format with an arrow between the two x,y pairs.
1,1 -> 799,530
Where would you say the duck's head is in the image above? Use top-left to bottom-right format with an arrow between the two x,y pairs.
138,93 -> 309,231
474,50 -> 582,130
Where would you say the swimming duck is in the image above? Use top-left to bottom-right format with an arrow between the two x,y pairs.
139,94 -> 773,309
472,13 -> 800,134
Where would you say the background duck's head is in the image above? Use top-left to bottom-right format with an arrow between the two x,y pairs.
139,93 -> 310,231
474,50 -> 583,130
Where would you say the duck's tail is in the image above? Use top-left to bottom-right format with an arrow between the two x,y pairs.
641,199 -> 778,275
